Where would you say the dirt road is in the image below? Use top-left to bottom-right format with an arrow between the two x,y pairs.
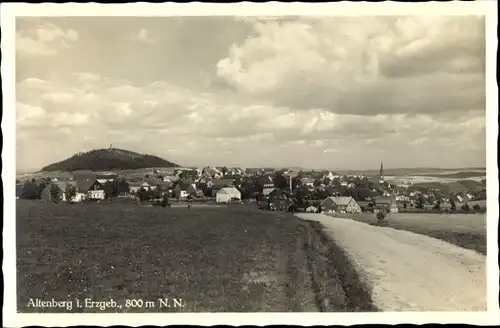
296,213 -> 487,311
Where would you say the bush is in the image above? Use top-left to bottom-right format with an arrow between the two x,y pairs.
472,204 -> 481,211
376,211 -> 386,222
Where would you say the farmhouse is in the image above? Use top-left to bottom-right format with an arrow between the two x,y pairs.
321,196 -> 361,213
216,187 -> 242,203
77,180 -> 106,200
175,180 -> 197,199
257,175 -> 275,195
374,195 -> 399,213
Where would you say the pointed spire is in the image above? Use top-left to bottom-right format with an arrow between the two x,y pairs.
379,161 -> 384,183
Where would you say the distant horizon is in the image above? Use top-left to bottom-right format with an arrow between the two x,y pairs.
15,146 -> 487,175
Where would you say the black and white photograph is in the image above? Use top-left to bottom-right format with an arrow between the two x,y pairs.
2,2 -> 499,327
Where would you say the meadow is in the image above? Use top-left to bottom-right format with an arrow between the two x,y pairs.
351,212 -> 487,255
16,201 -> 376,313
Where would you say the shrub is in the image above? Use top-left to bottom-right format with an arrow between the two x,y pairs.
461,203 -> 470,212
472,204 -> 481,211
376,210 -> 386,222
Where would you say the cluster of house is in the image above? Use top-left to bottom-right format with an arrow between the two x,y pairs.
16,164 -> 483,211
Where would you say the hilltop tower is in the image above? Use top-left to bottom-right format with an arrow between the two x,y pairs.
379,161 -> 384,184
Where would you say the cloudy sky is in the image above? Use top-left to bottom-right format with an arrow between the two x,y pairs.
16,16 -> 486,172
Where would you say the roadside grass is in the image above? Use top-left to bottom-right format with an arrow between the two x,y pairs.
350,213 -> 486,255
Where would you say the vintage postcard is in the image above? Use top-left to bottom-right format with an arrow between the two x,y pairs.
2,2 -> 499,327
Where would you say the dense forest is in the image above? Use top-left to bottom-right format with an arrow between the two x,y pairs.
41,148 -> 180,172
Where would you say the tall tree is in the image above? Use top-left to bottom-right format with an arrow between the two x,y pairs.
450,199 -> 456,211
65,185 -> 77,201
415,196 -> 425,210
118,178 -> 130,194
50,184 -> 61,203
21,181 -> 39,199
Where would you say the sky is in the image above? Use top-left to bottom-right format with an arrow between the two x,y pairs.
16,16 -> 486,172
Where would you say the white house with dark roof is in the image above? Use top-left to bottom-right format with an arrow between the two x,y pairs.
216,187 -> 241,203
321,196 -> 361,213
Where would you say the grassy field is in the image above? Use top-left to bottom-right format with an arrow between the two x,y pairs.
350,213 -> 487,255
16,201 -> 376,313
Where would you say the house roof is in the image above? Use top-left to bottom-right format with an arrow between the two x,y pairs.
217,187 -> 241,195
212,178 -> 234,187
322,196 -> 353,206
257,175 -> 274,186
177,180 -> 195,191
76,180 -> 100,193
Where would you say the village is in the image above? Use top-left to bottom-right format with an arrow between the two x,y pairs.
16,162 -> 487,215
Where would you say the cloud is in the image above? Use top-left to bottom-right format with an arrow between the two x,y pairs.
216,16 -> 485,115
16,22 -> 79,56
17,70 -> 485,170
136,28 -> 154,43
15,17 -> 486,171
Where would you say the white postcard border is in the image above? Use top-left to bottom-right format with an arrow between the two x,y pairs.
2,2 -> 499,326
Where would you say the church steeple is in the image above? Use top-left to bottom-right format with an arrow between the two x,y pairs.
379,161 -> 384,184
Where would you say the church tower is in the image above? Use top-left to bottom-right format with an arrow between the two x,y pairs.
379,161 -> 384,184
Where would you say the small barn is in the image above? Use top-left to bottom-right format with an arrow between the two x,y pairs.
216,187 -> 242,203
77,180 -> 105,200
257,175 -> 275,195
